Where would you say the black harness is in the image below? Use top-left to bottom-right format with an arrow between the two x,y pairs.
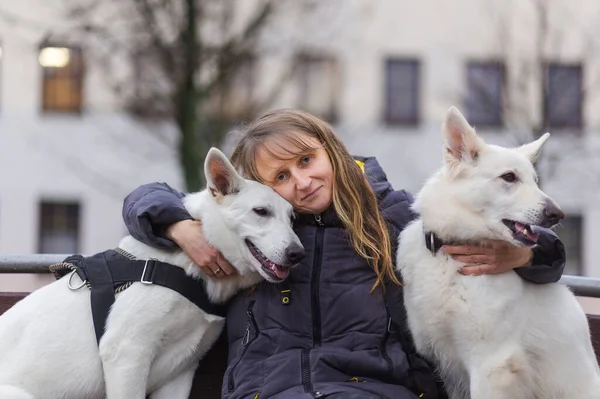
51,249 -> 225,345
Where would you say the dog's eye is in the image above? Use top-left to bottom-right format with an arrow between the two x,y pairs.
253,207 -> 270,217
500,172 -> 517,183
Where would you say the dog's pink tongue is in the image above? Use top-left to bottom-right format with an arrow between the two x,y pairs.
515,222 -> 540,242
274,266 -> 290,280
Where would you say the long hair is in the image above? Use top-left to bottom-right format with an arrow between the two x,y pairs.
230,109 -> 400,290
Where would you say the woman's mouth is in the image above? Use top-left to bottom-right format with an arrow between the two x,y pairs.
302,186 -> 322,201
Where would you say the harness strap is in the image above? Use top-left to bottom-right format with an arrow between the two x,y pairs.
87,252 -> 116,345
104,258 -> 223,315
61,250 -> 225,345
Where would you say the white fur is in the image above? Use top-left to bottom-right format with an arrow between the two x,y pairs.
398,107 -> 600,399
0,148 -> 302,399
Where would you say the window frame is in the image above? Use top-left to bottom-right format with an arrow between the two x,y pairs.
384,57 -> 421,126
543,62 -> 583,130
40,44 -> 85,114
38,201 -> 81,254
464,60 -> 505,128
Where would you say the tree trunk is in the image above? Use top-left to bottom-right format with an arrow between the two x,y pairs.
177,0 -> 204,191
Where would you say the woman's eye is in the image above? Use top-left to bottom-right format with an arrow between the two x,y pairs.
301,156 -> 311,164
253,207 -> 269,216
275,173 -> 288,181
500,172 -> 517,183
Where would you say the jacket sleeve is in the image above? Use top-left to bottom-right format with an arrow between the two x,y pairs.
122,182 -> 192,249
514,227 -> 566,284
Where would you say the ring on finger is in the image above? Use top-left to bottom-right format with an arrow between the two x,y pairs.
213,267 -> 223,275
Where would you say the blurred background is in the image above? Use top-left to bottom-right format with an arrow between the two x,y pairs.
0,0 -> 596,291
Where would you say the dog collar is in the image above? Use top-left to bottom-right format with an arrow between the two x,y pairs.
424,231 -> 445,255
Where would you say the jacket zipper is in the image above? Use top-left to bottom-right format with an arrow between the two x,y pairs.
301,348 -> 312,392
381,317 -> 394,376
312,214 -> 324,348
227,300 -> 257,392
301,214 -> 325,394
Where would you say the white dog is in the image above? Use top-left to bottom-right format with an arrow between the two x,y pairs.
398,107 -> 600,399
0,148 -> 304,399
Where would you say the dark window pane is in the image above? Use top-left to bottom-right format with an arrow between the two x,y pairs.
38,202 -> 80,254
385,59 -> 419,125
466,62 -> 504,126
545,64 -> 582,128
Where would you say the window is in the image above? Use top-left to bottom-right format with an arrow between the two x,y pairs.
465,61 -> 505,127
38,202 -> 80,254
544,63 -> 583,129
555,215 -> 583,275
384,58 -> 420,125
296,54 -> 339,122
40,45 -> 84,113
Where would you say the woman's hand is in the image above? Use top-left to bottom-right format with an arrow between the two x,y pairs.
441,240 -> 533,276
166,220 -> 237,278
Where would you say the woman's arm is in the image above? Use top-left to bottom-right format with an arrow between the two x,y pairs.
122,182 -> 235,277
122,182 -> 191,249
443,229 -> 566,284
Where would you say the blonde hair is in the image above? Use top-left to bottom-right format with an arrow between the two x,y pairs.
231,109 -> 400,290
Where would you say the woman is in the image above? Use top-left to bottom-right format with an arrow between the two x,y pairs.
123,109 -> 565,399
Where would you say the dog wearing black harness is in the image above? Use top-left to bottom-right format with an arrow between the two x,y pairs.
0,148 -> 304,399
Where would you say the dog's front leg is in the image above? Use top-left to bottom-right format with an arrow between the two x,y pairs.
468,349 -> 532,399
149,364 -> 197,399
100,338 -> 153,399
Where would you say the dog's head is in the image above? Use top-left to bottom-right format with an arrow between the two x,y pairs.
415,106 -> 564,247
199,148 -> 305,282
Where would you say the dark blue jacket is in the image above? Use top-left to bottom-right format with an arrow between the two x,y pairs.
122,158 -> 565,399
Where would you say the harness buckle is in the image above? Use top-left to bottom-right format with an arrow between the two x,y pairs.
141,259 -> 157,285
67,269 -> 86,290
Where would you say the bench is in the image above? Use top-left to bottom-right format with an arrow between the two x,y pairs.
2,292 -> 600,399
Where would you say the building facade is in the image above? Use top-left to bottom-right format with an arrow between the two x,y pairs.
0,0 -> 598,293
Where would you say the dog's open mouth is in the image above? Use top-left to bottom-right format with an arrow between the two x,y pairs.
245,239 -> 290,281
502,219 -> 540,246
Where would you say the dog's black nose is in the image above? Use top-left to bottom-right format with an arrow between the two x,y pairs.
285,243 -> 306,264
544,200 -> 565,226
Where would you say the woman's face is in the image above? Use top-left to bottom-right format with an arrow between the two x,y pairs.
255,133 -> 334,214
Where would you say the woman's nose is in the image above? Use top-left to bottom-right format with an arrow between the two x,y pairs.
293,171 -> 311,190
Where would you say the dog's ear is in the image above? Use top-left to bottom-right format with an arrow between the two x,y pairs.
442,106 -> 483,168
517,133 -> 549,164
204,148 -> 245,198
